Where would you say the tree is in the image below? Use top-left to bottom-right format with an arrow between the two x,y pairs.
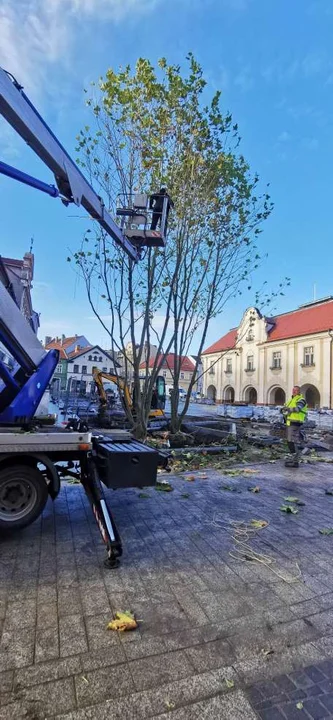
70,54 -> 273,438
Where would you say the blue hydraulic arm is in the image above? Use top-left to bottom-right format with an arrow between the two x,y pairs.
0,68 -> 139,261
0,160 -> 59,198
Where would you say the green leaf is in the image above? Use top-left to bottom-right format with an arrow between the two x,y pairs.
284,496 -> 305,506
280,505 -> 299,514
220,485 -> 241,493
319,528 -> 333,535
155,482 -> 173,493
181,493 -> 190,499
138,492 -> 150,499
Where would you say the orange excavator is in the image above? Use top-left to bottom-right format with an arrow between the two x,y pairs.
93,370 -> 166,423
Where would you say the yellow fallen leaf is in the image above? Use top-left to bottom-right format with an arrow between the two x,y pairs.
107,610 -> 137,632
165,700 -> 175,710
243,468 -> 258,474
198,473 -> 208,479
296,702 -> 304,710
250,519 -> 268,529
225,678 -> 235,689
186,475 -> 196,482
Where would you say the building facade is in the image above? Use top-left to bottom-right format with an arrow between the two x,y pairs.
117,342 -> 158,381
66,345 -> 118,395
139,353 -> 196,392
45,335 -> 91,395
202,299 -> 333,408
0,252 -> 39,368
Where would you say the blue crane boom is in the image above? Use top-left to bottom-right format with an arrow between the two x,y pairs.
0,67 -> 139,260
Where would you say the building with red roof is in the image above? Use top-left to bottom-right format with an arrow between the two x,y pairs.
44,336 -> 119,396
139,353 -> 196,392
202,298 -> 333,408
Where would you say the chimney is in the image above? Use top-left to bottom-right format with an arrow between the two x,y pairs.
45,336 -> 52,346
75,345 -> 79,352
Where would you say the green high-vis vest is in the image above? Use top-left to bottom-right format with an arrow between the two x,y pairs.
285,394 -> 308,426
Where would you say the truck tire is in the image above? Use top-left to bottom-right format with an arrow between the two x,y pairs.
0,464 -> 48,532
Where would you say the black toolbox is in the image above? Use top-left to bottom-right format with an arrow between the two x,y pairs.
93,434 -> 159,489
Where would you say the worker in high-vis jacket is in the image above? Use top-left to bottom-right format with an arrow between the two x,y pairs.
281,386 -> 307,468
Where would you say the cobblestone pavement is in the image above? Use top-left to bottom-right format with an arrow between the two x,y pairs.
1,459 -> 333,718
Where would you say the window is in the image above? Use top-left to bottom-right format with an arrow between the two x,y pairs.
88,355 -> 92,361
226,358 -> 232,374
163,371 -> 167,377
109,368 -> 113,374
209,362 -> 215,375
246,330 -> 254,342
56,363 -> 62,373
99,356 -> 102,362
272,351 -> 281,369
73,364 -> 79,374
180,372 -> 185,379
82,365 -> 87,375
93,355 -> 97,362
304,346 -> 314,366
102,367 -> 107,372
246,355 -> 254,371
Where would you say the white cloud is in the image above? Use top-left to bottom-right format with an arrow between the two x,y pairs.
301,137 -> 319,151
277,131 -> 291,143
219,66 -> 229,91
261,53 -> 332,86
234,66 -> 254,92
0,0 -> 159,94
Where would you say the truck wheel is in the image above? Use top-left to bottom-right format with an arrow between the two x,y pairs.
0,465 -> 48,532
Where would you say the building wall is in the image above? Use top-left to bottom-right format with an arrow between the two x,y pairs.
139,366 -> 196,392
51,359 -> 68,394
118,342 -> 158,380
202,307 -> 332,408
0,252 -> 38,367
66,348 -> 116,395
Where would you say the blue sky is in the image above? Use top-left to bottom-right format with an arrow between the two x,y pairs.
0,0 -> 332,350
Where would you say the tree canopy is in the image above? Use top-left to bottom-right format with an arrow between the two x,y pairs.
71,54 -> 273,437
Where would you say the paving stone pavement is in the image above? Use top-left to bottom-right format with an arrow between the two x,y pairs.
1,459 -> 333,718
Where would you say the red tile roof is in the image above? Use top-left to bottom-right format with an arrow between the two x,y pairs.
202,299 -> 333,355
44,341 -> 67,359
139,353 -> 195,372
266,300 -> 333,342
46,335 -> 83,350
202,329 -> 238,355
67,346 -> 93,359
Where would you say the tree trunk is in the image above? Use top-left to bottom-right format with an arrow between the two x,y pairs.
132,418 -> 147,441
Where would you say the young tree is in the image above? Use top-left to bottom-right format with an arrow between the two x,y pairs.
70,54 -> 273,438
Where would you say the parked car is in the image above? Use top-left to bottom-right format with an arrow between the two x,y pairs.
77,407 -> 98,417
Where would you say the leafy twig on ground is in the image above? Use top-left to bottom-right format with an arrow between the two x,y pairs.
155,481 -> 173,492
280,505 -> 299,514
